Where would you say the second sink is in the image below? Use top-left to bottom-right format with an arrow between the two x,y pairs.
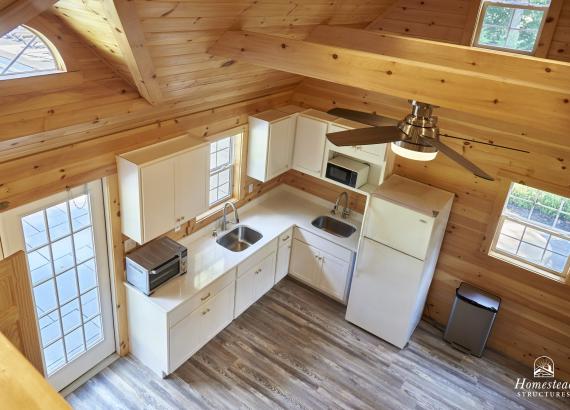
216,226 -> 263,252
311,216 -> 356,238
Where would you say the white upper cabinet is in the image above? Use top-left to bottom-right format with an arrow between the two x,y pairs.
327,118 -> 390,165
292,110 -> 336,177
247,109 -> 297,182
117,135 -> 210,244
140,159 -> 176,244
174,145 -> 209,223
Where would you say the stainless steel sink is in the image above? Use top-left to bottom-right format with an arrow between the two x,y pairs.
311,216 -> 356,238
216,226 -> 263,252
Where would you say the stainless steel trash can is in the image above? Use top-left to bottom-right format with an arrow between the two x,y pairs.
443,282 -> 500,357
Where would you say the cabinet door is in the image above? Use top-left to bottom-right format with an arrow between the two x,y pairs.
319,251 -> 350,301
275,243 -> 291,284
174,145 -> 209,222
292,116 -> 327,177
267,117 -> 295,179
255,252 -> 277,298
235,267 -> 257,318
169,304 -> 203,372
328,123 -> 386,165
170,284 -> 234,372
141,159 -> 175,242
289,239 -> 320,286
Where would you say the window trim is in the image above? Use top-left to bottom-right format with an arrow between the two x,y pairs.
195,127 -> 245,222
483,171 -> 570,284
489,214 -> 570,280
472,0 -> 550,55
208,136 -> 234,207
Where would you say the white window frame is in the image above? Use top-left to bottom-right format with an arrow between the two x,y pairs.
208,136 -> 235,207
473,1 -> 550,55
489,183 -> 570,281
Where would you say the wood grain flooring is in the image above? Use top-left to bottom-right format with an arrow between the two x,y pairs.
66,278 -> 569,410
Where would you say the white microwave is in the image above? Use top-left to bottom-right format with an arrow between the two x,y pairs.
325,156 -> 370,188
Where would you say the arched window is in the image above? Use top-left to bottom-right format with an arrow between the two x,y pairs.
0,25 -> 64,80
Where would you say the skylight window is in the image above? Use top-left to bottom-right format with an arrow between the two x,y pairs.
0,25 -> 64,80
474,0 -> 551,54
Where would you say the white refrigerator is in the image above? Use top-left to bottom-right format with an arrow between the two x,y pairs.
345,175 -> 454,348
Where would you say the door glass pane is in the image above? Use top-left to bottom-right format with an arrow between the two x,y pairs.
22,210 -> 48,251
39,312 -> 61,348
46,202 -> 70,241
61,299 -> 81,334
44,339 -> 65,375
27,245 -> 53,285
85,316 -> 103,348
20,191 -> 106,376
56,268 -> 78,305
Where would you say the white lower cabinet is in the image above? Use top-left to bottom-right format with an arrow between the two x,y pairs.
289,239 -> 320,286
125,268 -> 236,378
169,283 -> 234,371
126,225 -> 354,378
289,227 -> 354,303
235,239 -> 277,317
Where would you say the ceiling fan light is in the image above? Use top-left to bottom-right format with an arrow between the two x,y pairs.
391,141 -> 438,161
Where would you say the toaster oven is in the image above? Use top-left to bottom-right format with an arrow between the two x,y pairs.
126,237 -> 187,295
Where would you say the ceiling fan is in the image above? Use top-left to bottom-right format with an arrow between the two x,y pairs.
326,101 -> 494,181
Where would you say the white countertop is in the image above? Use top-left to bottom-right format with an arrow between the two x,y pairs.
137,186 -> 363,313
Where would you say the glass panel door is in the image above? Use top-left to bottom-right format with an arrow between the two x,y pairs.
0,180 -> 115,391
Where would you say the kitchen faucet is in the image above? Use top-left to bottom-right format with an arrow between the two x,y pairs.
332,191 -> 351,219
221,201 -> 240,231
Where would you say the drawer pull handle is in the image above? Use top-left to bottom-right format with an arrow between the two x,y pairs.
200,292 -> 211,302
282,235 -> 290,241
202,308 -> 211,316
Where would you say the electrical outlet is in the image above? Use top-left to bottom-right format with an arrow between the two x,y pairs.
248,183 -> 254,193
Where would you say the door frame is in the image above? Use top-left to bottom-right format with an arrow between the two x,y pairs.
0,179 -> 117,390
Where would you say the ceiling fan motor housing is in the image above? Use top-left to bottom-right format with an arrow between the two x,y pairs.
395,101 -> 438,153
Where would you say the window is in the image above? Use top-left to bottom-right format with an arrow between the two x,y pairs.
474,0 -> 550,54
0,25 -> 64,80
490,182 -> 570,280
209,136 -> 234,206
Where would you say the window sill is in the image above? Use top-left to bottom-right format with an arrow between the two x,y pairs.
489,250 -> 568,284
196,197 -> 238,223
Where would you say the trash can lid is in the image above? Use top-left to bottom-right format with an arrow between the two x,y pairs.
456,282 -> 501,312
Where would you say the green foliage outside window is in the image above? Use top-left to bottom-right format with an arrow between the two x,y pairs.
505,183 -> 570,233
477,3 -> 547,52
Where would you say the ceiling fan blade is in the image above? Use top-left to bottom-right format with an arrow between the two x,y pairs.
328,108 -> 387,127
327,126 -> 405,147
422,138 -> 494,181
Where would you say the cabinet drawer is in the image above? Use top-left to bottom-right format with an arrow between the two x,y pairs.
169,282 -> 235,372
237,238 -> 277,277
293,227 -> 352,262
168,268 -> 236,327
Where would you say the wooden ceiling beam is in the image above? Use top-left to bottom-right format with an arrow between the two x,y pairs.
209,27 -> 570,144
0,0 -> 57,36
102,0 -> 163,105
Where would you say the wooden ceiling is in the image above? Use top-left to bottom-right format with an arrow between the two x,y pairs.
0,0 -> 568,161
52,0 -> 395,103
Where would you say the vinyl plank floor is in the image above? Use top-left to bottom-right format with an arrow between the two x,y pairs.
66,278 -> 569,410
